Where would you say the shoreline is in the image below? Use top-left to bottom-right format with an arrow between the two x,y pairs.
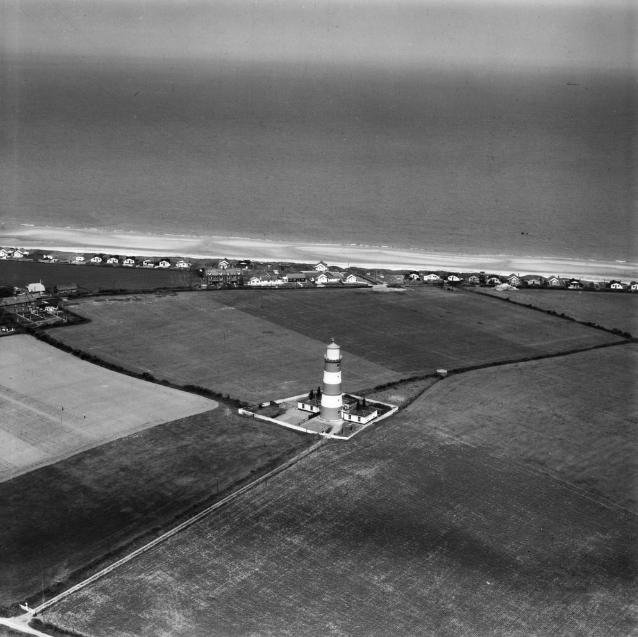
2,225 -> 637,281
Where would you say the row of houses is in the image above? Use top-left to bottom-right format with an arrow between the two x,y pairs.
401,271 -> 638,291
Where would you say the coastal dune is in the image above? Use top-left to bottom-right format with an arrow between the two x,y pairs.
3,226 -> 638,281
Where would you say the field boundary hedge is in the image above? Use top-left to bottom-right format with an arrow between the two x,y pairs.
464,287 -> 634,339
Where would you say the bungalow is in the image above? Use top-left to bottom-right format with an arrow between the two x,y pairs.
297,394 -> 321,413
89,255 -> 103,264
248,272 -> 284,287
140,258 -> 154,267
205,267 -> 241,285
446,274 -> 463,283
314,260 -> 329,272
486,276 -> 503,286
285,272 -> 311,284
566,278 -> 582,290
217,258 -> 232,270
421,273 -> 442,283
316,271 -> 344,285
0,248 -> 12,259
507,274 -> 522,287
157,259 -> 172,269
609,280 -> 624,290
13,249 -> 27,259
343,273 -> 367,285
467,274 -> 481,285
522,275 -> 545,287
237,260 -> 252,269
630,282 -> 638,291
122,257 -> 136,267
406,271 -> 421,283
342,400 -> 378,425
72,255 -> 86,264
54,282 -> 78,296
175,260 -> 191,269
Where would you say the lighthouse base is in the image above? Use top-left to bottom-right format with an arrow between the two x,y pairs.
314,416 -> 344,434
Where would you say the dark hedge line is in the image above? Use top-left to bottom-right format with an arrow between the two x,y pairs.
22,327 -> 249,409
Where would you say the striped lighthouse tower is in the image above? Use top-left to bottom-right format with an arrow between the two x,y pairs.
320,339 -> 343,423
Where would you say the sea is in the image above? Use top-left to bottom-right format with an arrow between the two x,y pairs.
1,57 -> 636,263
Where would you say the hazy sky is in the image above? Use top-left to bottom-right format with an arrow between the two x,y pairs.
2,0 -> 634,71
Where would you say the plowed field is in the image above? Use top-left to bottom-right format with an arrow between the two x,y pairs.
43,413 -> 638,636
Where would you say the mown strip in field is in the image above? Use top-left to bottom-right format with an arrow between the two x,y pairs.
0,408 -> 314,607
216,286 -> 621,373
42,416 -> 638,637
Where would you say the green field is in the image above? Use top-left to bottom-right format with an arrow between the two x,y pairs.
42,408 -> 638,636
403,343 -> 638,513
474,287 -> 638,336
51,288 -> 619,406
215,287 -> 621,373
51,293 -> 406,403
0,408 -> 313,607
0,335 -> 215,482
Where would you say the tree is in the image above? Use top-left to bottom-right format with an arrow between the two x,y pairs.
308,389 -> 315,400
316,386 -> 322,398
362,397 -> 367,409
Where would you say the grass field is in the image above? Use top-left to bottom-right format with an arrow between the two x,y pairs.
42,409 -> 638,637
0,407 -> 313,607
214,287 -> 621,373
473,287 -> 638,336
0,335 -> 215,482
403,343 -> 638,513
0,260 -> 192,293
50,293 -> 405,403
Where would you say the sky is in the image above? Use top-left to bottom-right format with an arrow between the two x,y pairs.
2,0 -> 635,72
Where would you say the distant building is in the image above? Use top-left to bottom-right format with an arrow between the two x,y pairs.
217,258 -> 232,269
609,280 -> 624,290
26,282 -> 46,295
89,255 -> 103,264
123,257 -> 136,267
205,268 -> 241,286
54,283 -> 79,296
157,259 -> 172,268
507,274 -> 521,287
0,293 -> 39,313
421,273 -> 442,283
314,260 -> 329,272
105,256 -> 119,265
175,260 -> 191,269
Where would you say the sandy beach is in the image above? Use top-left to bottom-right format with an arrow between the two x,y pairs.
2,226 -> 637,281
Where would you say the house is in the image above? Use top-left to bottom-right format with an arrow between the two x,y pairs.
237,260 -> 252,269
297,394 -> 321,413
13,249 -> 27,259
447,274 -> 463,283
486,276 -> 503,286
122,257 -> 136,267
313,260 -> 329,272
421,273 -> 442,283
157,259 -> 172,269
342,399 -> 378,425
566,278 -> 582,290
285,272 -> 311,284
175,260 -> 191,269
467,274 -> 481,285
343,273 -> 368,285
507,274 -> 522,287
546,276 -> 564,287
630,282 -> 638,291
54,283 -> 78,296
0,293 -> 39,314
609,280 -> 624,290
0,248 -> 13,259
406,271 -> 422,283
248,272 -> 284,287
89,255 -> 103,264
316,271 -> 344,285
105,256 -> 119,265
205,268 -> 241,286
26,282 -> 46,295
522,275 -> 545,287
217,258 -> 232,270
140,258 -> 154,267
72,255 -> 86,264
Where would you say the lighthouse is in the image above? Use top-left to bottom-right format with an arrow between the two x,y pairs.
319,339 -> 343,423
